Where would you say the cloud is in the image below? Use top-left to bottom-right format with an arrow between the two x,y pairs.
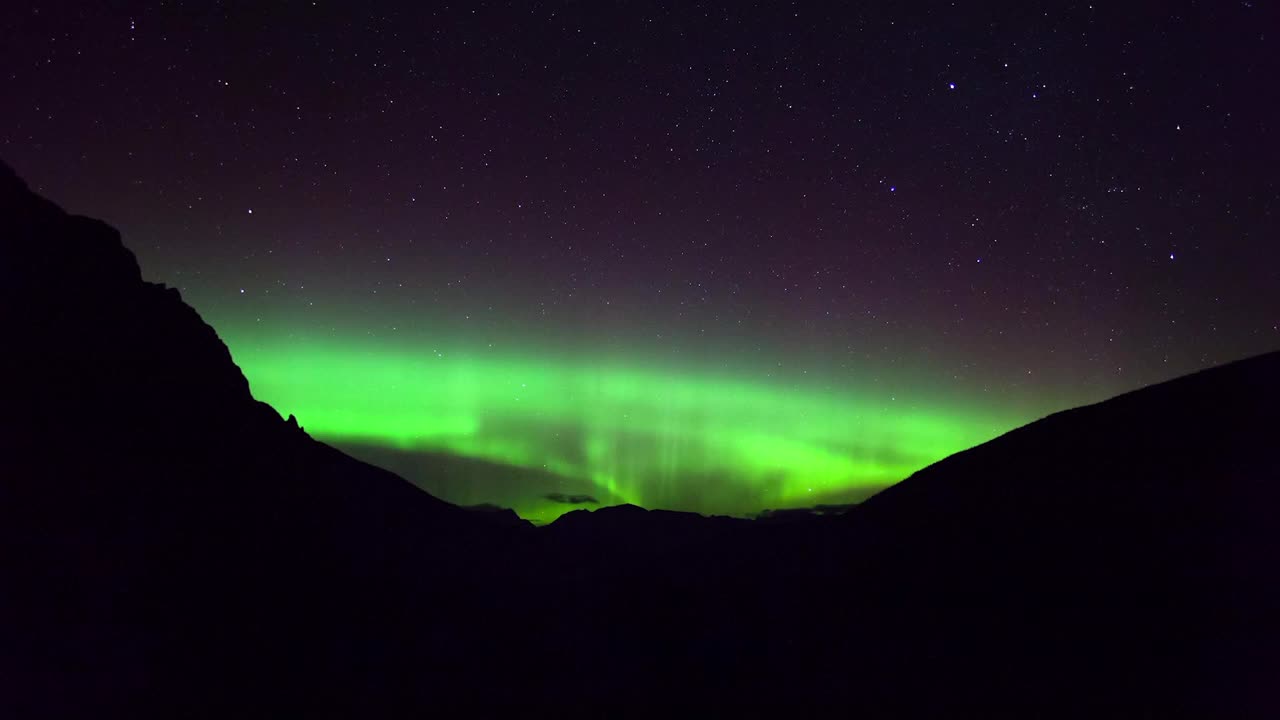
544,492 -> 599,505
755,502 -> 859,520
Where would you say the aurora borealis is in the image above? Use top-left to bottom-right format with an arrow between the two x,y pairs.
223,332 -> 1021,521
4,3 -> 1276,522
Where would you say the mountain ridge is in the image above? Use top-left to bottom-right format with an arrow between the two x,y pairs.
4,159 -> 1278,717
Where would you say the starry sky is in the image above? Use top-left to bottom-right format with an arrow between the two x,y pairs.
3,2 -> 1277,521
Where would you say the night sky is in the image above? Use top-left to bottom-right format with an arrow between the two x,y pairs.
4,2 -> 1276,521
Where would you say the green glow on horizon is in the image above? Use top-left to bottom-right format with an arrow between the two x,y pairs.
226,338 -> 1020,523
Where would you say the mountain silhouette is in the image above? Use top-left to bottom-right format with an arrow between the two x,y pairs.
0,161 -> 528,717
850,352 -> 1280,715
3,159 -> 1278,717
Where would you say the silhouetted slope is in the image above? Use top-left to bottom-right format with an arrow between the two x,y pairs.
0,161 -> 529,717
863,351 -> 1280,525
852,351 -> 1280,714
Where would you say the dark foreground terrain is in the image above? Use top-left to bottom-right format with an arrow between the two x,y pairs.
3,161 -> 1277,717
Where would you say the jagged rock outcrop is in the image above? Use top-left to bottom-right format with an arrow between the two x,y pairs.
0,161 -> 515,717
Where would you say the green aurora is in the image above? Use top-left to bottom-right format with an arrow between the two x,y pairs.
224,334 -> 1029,523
